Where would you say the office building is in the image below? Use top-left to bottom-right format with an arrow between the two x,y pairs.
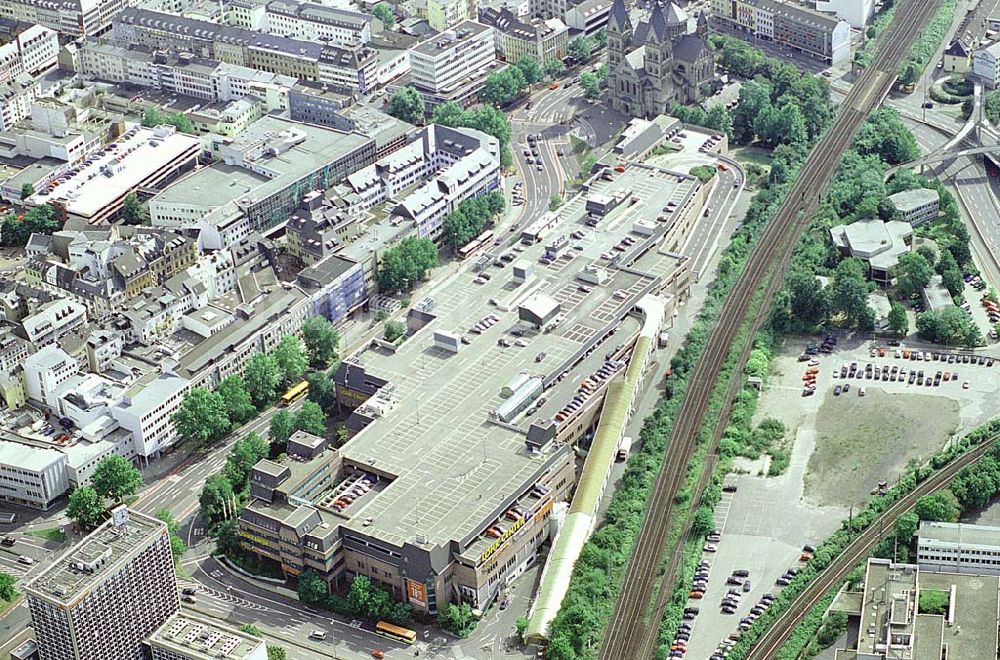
26,508 -> 179,660
0,72 -> 36,132
710,0 -> 851,64
0,439 -> 69,510
832,558 -> 1000,660
408,20 -> 498,108
0,0 -> 136,36
606,0 -> 715,118
564,0 -> 613,37
975,41 -> 1000,89
814,0 -> 874,29
427,0 -> 478,30
23,345 -> 79,410
113,8 -> 379,94
145,612 -> 267,660
917,521 -> 1000,576
478,7 -> 568,63
829,219 -> 912,284
0,22 -> 59,84
888,188 -> 939,227
109,370 -> 190,459
264,0 -> 373,46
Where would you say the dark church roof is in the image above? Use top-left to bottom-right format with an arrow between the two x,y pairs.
673,33 -> 707,62
609,0 -> 630,31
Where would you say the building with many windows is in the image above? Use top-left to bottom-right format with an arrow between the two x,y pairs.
564,0 -> 613,37
710,0 -> 851,64
975,41 -> 1000,89
0,21 -> 59,84
478,7 -> 568,63
0,438 -> 69,510
0,0 -> 136,36
264,0 -> 373,46
25,508 -> 179,660
888,188 -> 940,227
407,20 -> 499,108
917,521 -> 1000,576
109,369 -> 190,460
145,613 -> 266,660
814,0 -> 874,29
427,0 -> 479,31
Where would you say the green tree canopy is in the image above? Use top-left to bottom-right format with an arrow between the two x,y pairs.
269,410 -> 294,447
298,569 -> 329,604
67,486 -> 105,529
216,376 -> 257,426
515,56 -> 543,85
914,491 -> 960,522
887,302 -> 908,337
580,72 -> 600,100
371,2 -> 394,29
241,624 -> 262,637
200,473 -> 235,526
543,57 -> 565,77
480,68 -> 527,106
223,432 -> 269,492
0,572 -> 15,602
567,36 -> 592,62
376,236 -> 439,293
173,387 -> 231,447
1,204 -> 60,247
272,335 -> 308,389
306,371 -> 336,409
895,252 -> 934,299
267,647 -> 287,660
300,317 -> 340,369
156,508 -> 186,564
438,602 -> 477,637
831,258 -> 874,328
244,353 -> 281,408
92,455 -> 142,503
293,401 -> 327,437
386,86 -> 425,124
383,320 -> 406,343
20,183 -> 33,200
120,192 -> 149,225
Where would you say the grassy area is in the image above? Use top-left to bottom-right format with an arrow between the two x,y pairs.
805,391 -> 959,506
732,146 -> 774,168
26,527 -> 67,543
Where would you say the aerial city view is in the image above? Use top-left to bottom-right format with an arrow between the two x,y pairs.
2,0 -> 1000,657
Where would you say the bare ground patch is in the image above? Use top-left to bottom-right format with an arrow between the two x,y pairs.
804,388 -> 959,507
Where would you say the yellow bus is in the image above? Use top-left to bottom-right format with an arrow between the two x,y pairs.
375,621 -> 416,644
280,380 -> 309,406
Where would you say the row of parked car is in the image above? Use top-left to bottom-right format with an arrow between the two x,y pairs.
553,360 -> 624,424
330,474 -> 375,513
873,346 -> 994,366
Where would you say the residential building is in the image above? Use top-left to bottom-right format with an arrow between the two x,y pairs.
943,39 -> 971,73
917,521 -> 1000,576
0,22 -> 59,84
0,0 -> 137,36
0,438 -> 69,510
112,8 -> 379,93
710,0 -> 851,64
150,116 -> 376,246
407,20 -> 498,108
25,508 -> 179,660
23,345 -> 79,410
888,188 -> 939,227
974,41 -> 1000,89
832,558 -> 1000,660
478,7 -> 568,63
16,299 -> 88,349
110,370 -> 190,459
814,0 -> 874,29
829,219 -> 913,284
187,98 -> 264,138
289,100 -> 412,160
145,612 -> 267,660
564,0 -> 613,37
264,0 -> 373,46
607,1 -> 715,118
23,125 -> 200,225
530,0 -> 565,23
0,73 -> 37,132
427,0 -> 478,31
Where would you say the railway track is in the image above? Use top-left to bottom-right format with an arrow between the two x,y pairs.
598,2 -> 940,658
746,436 -> 996,660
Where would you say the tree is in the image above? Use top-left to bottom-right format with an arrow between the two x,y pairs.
431,101 -> 466,127
267,648 -> 287,660
216,376 -> 257,426
1,204 -> 60,248
347,574 -> 376,614
914,491 -> 959,522
214,518 -> 242,556
92,455 -> 142,504
853,108 -> 920,165
941,268 -> 963,298
386,86 -> 425,124
549,194 -> 563,211
200,473 -> 236,525
306,371 -> 336,409
543,57 -> 565,77
67,486 -> 105,529
173,387 -> 231,446
244,353 -> 281,408
371,2 -> 395,29
0,572 -> 15,602
19,183 -> 33,200
241,624 -> 262,637
898,60 -> 919,85
580,72 -> 600,100
887,302 -> 908,337
120,192 -> 148,225
384,320 -> 406,343
705,105 -> 734,140
480,68 -> 526,106
156,508 -> 186,564
438,602 -> 477,636
301,317 -> 340,369
298,569 -> 329,604
515,616 -> 529,642
831,258 -> 873,328
223,432 -> 269,491
272,335 -> 307,388
894,511 -> 919,547
293,401 -> 327,437
515,56 -> 543,85
787,268 -> 828,328
269,411 -> 294,447
376,236 -> 439,293
732,80 -> 771,144
593,27 -> 608,49
568,36 -> 592,62
691,506 -> 715,536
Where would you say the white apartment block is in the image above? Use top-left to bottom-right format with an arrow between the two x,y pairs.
23,345 -> 79,411
0,439 -> 69,510
0,24 -> 59,84
110,370 -> 190,459
427,0 -> 478,31
917,521 -> 1000,576
26,510 -> 180,660
409,20 -> 496,97
0,0 -> 139,36
0,73 -> 37,132
16,299 -> 88,348
815,0 -> 874,29
264,0 -> 372,46
975,42 -> 1000,89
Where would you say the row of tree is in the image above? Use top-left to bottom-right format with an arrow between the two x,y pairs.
66,455 -> 144,529
441,191 -> 505,249
298,571 -> 411,625
199,432 -> 270,530
376,235 -> 439,294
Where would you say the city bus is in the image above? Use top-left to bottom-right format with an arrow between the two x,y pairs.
280,380 -> 309,406
375,621 -> 417,644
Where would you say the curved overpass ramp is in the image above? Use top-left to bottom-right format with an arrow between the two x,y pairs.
524,294 -> 664,644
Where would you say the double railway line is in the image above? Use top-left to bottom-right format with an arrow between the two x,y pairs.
598,2 -> 941,658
